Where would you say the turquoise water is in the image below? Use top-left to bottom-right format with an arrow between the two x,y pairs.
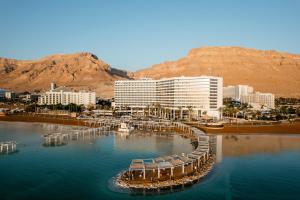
0,122 -> 300,200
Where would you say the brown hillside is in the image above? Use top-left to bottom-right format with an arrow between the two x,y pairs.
134,46 -> 300,97
0,52 -> 131,98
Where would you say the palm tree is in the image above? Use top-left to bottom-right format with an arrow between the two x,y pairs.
145,105 -> 150,116
160,107 -> 165,119
227,107 -> 234,119
218,106 -> 224,120
150,104 -> 155,116
187,106 -> 193,122
166,108 -> 171,119
177,106 -> 183,120
280,106 -> 288,115
155,103 -> 161,118
256,110 -> 262,119
233,107 -> 239,118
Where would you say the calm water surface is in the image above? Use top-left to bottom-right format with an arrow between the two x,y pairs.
0,122 -> 300,200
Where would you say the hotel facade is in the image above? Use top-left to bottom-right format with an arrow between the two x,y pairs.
223,85 -> 254,100
240,92 -> 275,109
223,84 -> 275,109
38,83 -> 96,106
114,76 -> 223,119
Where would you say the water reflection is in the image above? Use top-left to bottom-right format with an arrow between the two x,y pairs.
222,134 -> 300,156
1,122 -> 300,199
113,132 -> 194,155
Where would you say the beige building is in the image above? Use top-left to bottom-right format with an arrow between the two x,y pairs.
38,83 -> 96,106
240,92 -> 275,109
5,91 -> 17,100
223,85 -> 253,100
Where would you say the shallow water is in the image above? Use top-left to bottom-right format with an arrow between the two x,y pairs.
0,122 -> 300,200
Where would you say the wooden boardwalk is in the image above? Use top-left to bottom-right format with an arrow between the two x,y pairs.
116,121 -> 216,190
43,122 -> 115,146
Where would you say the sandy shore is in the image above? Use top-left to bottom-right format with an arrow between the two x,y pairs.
1,114 -> 300,134
0,114 -> 88,127
198,122 -> 300,134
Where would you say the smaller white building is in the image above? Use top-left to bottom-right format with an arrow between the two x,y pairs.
0,89 -> 6,100
223,85 -> 253,100
240,92 -> 275,109
5,91 -> 17,100
38,83 -> 96,106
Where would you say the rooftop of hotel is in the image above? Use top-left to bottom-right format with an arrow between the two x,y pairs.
115,75 -> 223,83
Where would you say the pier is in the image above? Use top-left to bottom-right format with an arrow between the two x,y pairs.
42,117 -> 122,146
43,125 -> 113,146
41,117 -> 216,189
116,122 -> 216,190
133,120 -> 175,132
0,141 -> 17,154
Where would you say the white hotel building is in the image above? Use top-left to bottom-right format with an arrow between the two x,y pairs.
223,85 -> 254,100
38,83 -> 96,106
223,84 -> 275,109
114,76 -> 223,119
240,92 -> 275,109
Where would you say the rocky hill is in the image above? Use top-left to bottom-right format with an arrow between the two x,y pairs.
1,47 -> 300,98
0,52 -> 131,97
134,46 -> 300,97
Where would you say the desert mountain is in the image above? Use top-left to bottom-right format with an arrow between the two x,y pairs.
0,52 -> 131,98
134,46 -> 300,98
1,47 -> 300,98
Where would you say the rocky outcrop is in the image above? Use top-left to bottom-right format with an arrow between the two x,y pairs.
0,52 -> 130,97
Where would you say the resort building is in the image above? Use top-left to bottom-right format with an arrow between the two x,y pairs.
0,89 -> 6,101
19,93 -> 40,102
0,89 -> 17,101
240,92 -> 275,109
38,83 -> 96,106
5,91 -> 17,100
223,85 -> 253,100
224,84 -> 275,109
114,76 -> 223,119
114,78 -> 157,108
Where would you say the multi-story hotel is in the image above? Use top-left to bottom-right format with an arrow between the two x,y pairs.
0,89 -> 6,101
223,84 -> 275,109
38,83 -> 96,106
240,92 -> 275,109
114,76 -> 223,119
223,85 -> 253,100
114,78 -> 156,108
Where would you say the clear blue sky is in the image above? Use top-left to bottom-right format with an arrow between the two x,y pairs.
0,0 -> 300,71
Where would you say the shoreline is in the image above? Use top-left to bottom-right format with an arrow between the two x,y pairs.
0,114 -> 88,127
197,122 -> 300,134
1,114 -> 300,135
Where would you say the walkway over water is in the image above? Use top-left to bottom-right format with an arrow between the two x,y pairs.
42,117 -> 123,146
117,122 -> 216,189
43,126 -> 114,146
